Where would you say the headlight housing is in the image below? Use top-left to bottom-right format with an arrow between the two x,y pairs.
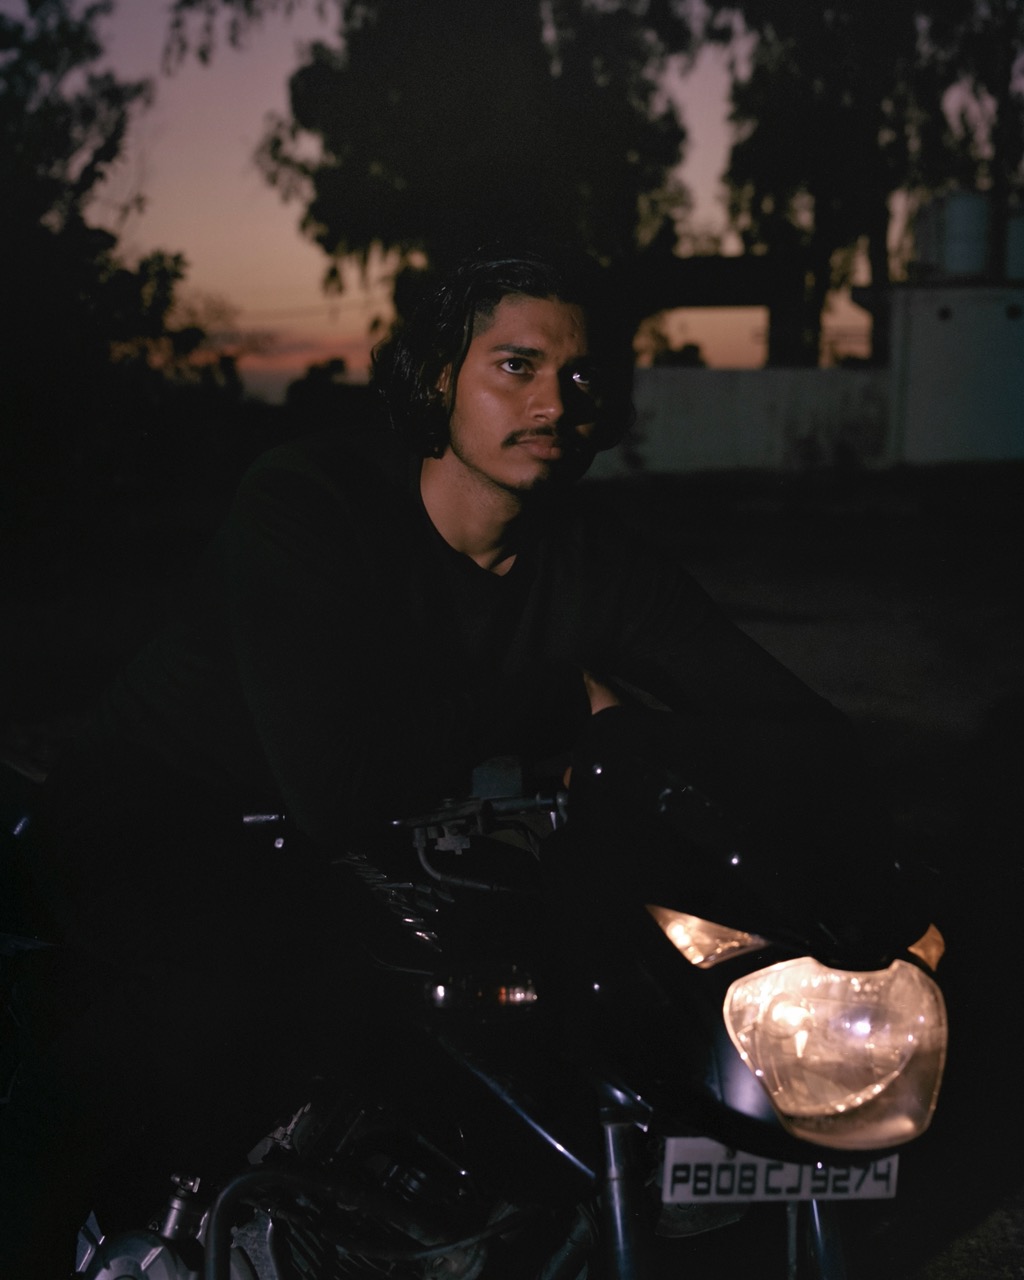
723,956 -> 947,1150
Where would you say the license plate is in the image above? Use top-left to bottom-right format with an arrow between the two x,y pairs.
662,1137 -> 898,1203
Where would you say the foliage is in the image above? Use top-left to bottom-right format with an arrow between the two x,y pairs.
166,0 -> 694,325
0,1 -> 242,524
164,0 -> 328,65
0,0 -> 151,229
283,355 -> 377,430
702,0 -> 1024,364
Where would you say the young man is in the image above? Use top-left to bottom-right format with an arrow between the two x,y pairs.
1,248 -> 866,1271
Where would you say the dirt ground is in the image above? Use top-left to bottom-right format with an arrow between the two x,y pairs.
2,457 -> 1022,1277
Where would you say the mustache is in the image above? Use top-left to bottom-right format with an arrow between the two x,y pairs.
504,426 -> 572,447
510,426 -> 553,440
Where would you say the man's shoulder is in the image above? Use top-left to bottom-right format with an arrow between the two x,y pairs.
240,426 -> 415,508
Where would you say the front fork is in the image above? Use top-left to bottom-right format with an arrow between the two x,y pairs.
596,1079 -> 653,1280
594,1080 -> 849,1280
788,1199 -> 849,1280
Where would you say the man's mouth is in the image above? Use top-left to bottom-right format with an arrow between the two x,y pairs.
506,428 -> 565,460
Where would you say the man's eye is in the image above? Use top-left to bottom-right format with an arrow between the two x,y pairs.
501,358 -> 530,375
571,369 -> 594,389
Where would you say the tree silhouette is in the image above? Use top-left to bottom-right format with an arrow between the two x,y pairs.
703,0 -> 1024,365
167,0 -> 694,327
0,1 -> 221,523
1,0 -> 151,230
2,0 -> 148,439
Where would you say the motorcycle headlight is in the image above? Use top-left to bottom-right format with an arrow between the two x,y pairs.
723,957 -> 947,1150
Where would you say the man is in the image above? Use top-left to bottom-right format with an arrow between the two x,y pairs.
1,247 -> 866,1271
85,247 -> 859,836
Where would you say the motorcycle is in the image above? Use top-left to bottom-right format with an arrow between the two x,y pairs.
54,706 -> 947,1280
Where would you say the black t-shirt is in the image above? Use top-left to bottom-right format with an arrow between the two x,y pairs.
85,429 -> 857,847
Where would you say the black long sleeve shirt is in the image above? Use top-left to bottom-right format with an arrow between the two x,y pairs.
87,429 -> 858,847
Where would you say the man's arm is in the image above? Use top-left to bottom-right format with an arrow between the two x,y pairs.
221,449 -> 462,843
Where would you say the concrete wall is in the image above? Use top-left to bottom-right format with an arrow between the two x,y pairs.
589,367 -> 893,478
591,284 -> 1022,476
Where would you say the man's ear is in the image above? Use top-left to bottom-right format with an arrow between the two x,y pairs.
436,366 -> 452,404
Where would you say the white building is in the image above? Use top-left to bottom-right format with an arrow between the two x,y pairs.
593,193 -> 1023,476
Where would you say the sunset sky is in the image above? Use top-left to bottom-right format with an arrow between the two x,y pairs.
81,3 -> 863,398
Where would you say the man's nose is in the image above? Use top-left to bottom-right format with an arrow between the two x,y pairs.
530,373 -> 564,423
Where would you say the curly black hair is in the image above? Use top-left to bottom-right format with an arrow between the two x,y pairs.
371,246 -> 634,458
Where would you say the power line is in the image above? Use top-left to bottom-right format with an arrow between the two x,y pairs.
238,298 -> 391,321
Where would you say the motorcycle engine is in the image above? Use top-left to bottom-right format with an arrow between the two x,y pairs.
77,1087 -> 535,1280
244,1092 -> 497,1280
77,781 -> 581,1280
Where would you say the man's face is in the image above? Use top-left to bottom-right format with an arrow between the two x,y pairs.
441,293 -> 601,495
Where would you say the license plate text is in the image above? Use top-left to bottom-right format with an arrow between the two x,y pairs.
662,1137 -> 899,1203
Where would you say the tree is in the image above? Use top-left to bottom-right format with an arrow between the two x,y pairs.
0,0 -> 151,231
1,0 -> 150,418
0,1 -> 224,520
702,0 -> 1024,365
167,0 -> 694,327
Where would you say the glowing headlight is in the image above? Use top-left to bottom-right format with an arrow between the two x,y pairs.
724,957 -> 947,1150
646,905 -> 767,969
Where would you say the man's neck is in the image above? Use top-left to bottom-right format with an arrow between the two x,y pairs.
420,454 -> 528,574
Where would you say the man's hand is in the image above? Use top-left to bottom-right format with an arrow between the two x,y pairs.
564,672 -> 621,787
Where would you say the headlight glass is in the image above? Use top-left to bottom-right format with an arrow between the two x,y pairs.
646,904 -> 767,969
724,957 -> 947,1150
